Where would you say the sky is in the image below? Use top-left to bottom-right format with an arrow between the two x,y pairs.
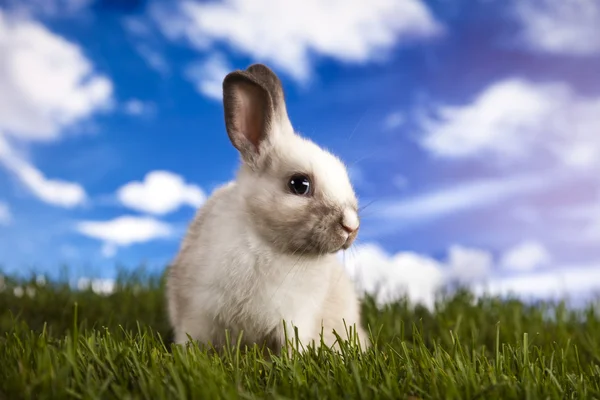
0,0 -> 599,306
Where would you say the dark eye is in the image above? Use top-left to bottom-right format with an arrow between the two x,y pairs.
288,174 -> 312,196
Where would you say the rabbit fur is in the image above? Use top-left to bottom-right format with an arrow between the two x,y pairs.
166,63 -> 368,352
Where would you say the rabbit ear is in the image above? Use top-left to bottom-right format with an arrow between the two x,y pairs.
222,64 -> 290,167
245,64 -> 288,120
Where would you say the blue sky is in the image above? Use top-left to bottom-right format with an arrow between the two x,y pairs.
0,0 -> 599,305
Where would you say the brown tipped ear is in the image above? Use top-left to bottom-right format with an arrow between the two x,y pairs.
222,70 -> 273,163
245,64 -> 287,116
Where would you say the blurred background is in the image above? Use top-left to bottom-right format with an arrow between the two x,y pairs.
0,0 -> 598,308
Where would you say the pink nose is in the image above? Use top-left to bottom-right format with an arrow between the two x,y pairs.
341,209 -> 359,233
341,222 -> 356,233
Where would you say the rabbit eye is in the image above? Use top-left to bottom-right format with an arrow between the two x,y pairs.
288,174 -> 312,196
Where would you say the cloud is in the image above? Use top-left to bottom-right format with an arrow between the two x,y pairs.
185,53 -> 231,101
414,78 -> 599,259
122,18 -> 171,75
0,201 -> 11,225
344,241 -> 600,308
123,99 -> 145,115
116,170 -> 206,215
344,243 -> 445,308
474,264 -> 600,301
499,240 -> 552,272
1,147 -> 87,207
383,111 -> 405,131
344,243 -> 496,308
133,43 -> 170,75
123,99 -> 154,116
446,245 -> 493,284
419,78 -> 600,171
585,221 -> 600,243
513,0 -> 600,56
556,191 -> 600,243
76,215 -> 173,254
152,0 -> 442,81
372,173 -> 548,224
0,10 -> 113,141
0,10 -> 112,206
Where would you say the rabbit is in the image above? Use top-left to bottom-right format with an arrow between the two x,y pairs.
166,63 -> 368,353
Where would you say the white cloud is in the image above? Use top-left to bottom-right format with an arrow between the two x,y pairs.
0,10 -> 112,206
0,135 -> 8,157
415,78 -> 600,257
152,0 -> 442,81
76,215 -> 173,254
0,10 -> 113,141
1,147 -> 87,207
383,111 -> 405,131
419,78 -> 600,171
124,99 -> 145,115
0,201 -> 11,225
344,241 -> 600,308
123,99 -> 154,116
556,191 -> 600,243
185,53 -> 231,101
344,243 -> 445,308
446,245 -> 493,284
585,220 -> 600,242
514,0 -> 600,56
500,240 -> 552,272
122,17 -> 171,75
116,170 -> 206,215
474,264 -> 600,300
345,243 -> 492,306
374,173 -> 548,223
133,43 -> 170,75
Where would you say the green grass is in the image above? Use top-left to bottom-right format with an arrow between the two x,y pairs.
1,270 -> 600,399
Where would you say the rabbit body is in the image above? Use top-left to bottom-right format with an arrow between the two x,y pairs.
166,64 -> 366,352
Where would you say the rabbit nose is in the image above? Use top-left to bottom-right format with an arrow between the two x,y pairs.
341,209 -> 359,233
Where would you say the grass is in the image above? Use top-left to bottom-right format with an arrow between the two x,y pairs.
1,270 -> 600,399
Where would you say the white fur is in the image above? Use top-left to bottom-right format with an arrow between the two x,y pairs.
167,159 -> 365,349
166,65 -> 367,352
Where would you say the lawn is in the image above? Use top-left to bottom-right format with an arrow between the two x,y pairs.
1,269 -> 599,399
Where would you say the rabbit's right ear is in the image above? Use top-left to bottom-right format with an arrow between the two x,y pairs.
222,66 -> 281,167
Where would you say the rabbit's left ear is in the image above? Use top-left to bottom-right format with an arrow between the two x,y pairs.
222,64 -> 290,167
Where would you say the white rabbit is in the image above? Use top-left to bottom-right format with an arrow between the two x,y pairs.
166,63 -> 368,352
